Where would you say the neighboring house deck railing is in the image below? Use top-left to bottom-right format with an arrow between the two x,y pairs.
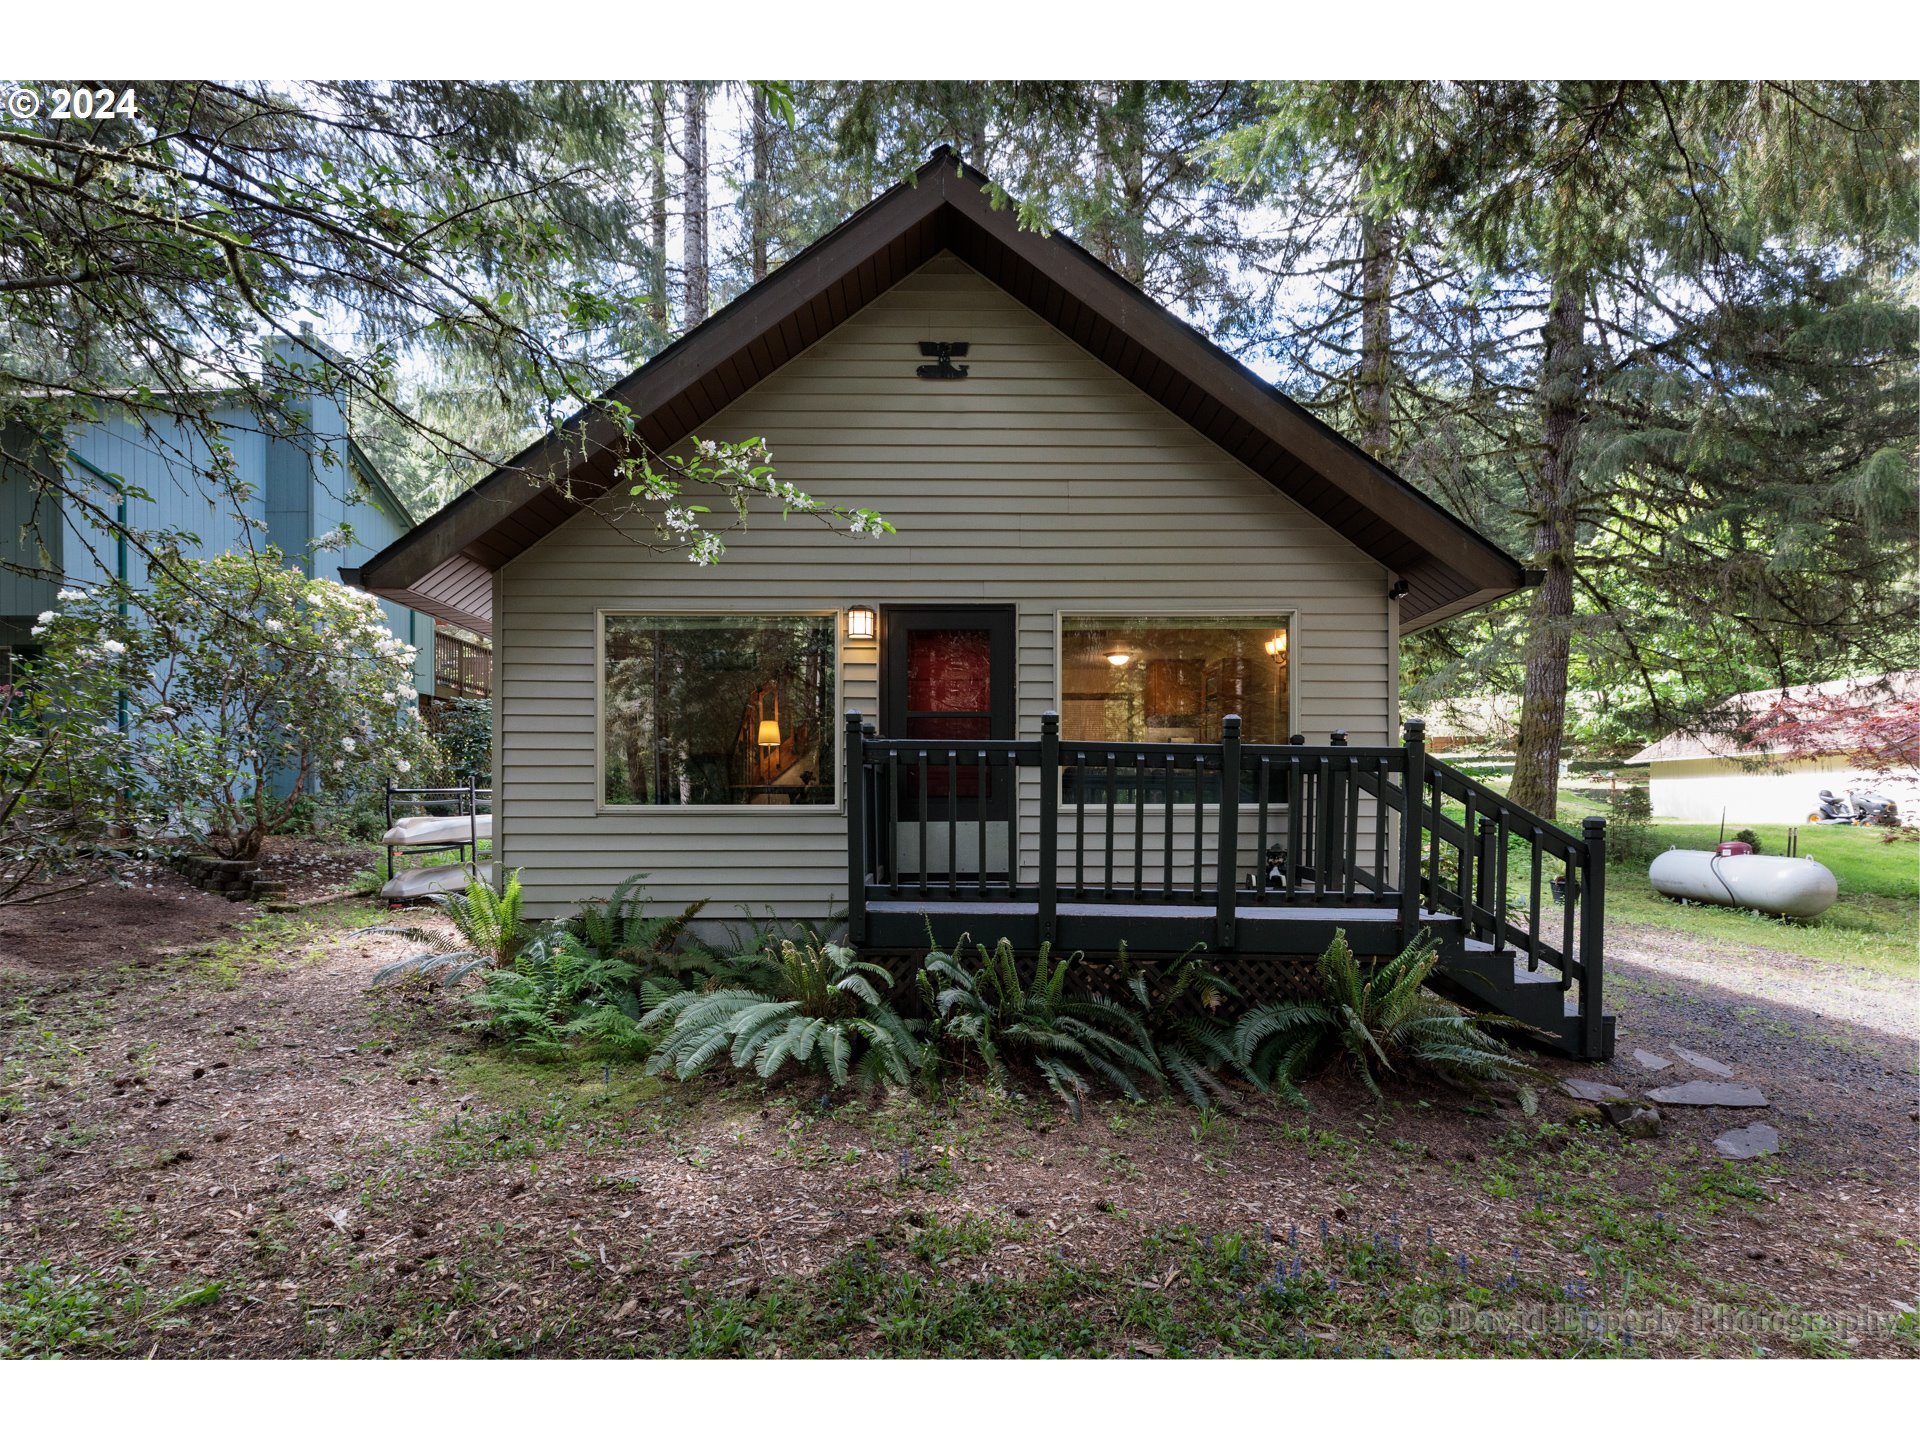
843,712 -> 1611,1059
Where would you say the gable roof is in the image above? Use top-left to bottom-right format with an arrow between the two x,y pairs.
349,150 -> 1530,635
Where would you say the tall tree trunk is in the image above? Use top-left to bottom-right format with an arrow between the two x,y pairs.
1097,81 -> 1150,287
965,108 -> 988,170
1506,270 -> 1587,817
647,83 -> 669,334
681,81 -> 709,327
1356,212 -> 1398,461
749,86 -> 772,284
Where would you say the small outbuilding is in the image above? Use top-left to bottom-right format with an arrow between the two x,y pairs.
1627,672 -> 1920,825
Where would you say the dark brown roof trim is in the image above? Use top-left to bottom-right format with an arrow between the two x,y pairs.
356,149 -> 1527,634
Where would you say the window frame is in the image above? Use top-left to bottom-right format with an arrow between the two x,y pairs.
594,606 -> 844,815
1053,607 -> 1300,809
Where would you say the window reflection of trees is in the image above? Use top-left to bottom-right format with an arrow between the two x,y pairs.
603,616 -> 835,806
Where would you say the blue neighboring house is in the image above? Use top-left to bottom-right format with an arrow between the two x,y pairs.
1,336 -> 436,699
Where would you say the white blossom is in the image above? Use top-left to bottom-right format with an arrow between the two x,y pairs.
394,758 -> 411,774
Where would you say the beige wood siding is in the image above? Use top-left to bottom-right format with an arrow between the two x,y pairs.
497,253 -> 1393,917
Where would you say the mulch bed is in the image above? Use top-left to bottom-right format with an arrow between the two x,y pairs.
1,891 -> 1915,1357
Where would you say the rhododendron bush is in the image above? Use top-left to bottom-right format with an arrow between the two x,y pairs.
26,549 -> 428,862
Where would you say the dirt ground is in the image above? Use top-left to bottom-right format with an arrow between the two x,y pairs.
1,870 -> 1915,1358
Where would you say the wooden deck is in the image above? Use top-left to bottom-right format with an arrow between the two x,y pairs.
845,714 -> 1614,1058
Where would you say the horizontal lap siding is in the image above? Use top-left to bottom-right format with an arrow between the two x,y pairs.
498,254 -> 1390,918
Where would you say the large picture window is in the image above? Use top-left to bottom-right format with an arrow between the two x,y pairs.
1059,615 -> 1291,801
602,614 -> 836,807
1061,615 -> 1292,744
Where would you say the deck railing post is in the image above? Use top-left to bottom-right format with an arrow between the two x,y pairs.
1325,730 -> 1348,888
1580,815 -> 1607,1058
1038,711 -> 1059,945
845,711 -> 868,945
1476,815 -> 1499,942
1215,714 -> 1241,950
1398,718 -> 1426,944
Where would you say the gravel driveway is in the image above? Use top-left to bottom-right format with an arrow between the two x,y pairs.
1597,921 -> 1917,1178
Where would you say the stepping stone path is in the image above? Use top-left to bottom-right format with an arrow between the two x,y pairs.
1632,1049 -> 1672,1071
1562,1078 -> 1629,1103
1646,1080 -> 1768,1108
1713,1122 -> 1781,1159
1672,1046 -> 1735,1078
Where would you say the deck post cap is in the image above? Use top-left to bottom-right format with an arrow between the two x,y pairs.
1221,713 -> 1242,737
1582,815 -> 1607,832
1040,710 -> 1059,731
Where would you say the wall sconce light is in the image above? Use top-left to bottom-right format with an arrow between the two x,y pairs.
1388,579 -> 1410,601
1106,651 -> 1132,668
1264,630 -> 1289,659
846,605 -> 877,641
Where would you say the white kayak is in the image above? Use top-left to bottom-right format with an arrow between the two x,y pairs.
1648,849 -> 1838,918
382,813 -> 492,847
379,862 -> 475,901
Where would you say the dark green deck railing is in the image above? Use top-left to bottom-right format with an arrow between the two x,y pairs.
844,711 -> 1608,1059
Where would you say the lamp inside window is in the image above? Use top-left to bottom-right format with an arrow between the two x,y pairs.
756,689 -> 781,748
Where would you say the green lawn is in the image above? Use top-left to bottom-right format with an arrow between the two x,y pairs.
1552,790 -> 1920,976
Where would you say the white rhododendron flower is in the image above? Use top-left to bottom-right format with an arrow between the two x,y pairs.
394,758 -> 410,774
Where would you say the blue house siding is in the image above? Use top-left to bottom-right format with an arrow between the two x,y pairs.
2,345 -> 434,697
0,431 -> 62,641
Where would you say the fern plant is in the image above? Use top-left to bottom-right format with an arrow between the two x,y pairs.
641,936 -> 920,1091
1233,929 -> 1538,1104
567,874 -> 707,962
465,930 -> 650,1057
918,936 -> 1163,1119
364,870 -> 531,984
1107,944 -> 1251,1111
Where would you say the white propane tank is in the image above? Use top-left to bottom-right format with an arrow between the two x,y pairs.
1647,849 -> 1839,918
